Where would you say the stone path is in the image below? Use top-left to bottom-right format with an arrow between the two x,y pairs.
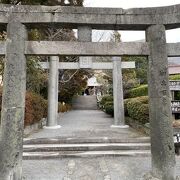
28,110 -> 145,139
22,156 -> 180,180
23,110 -> 180,180
72,96 -> 98,110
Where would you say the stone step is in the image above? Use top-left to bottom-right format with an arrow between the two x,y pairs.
24,137 -> 150,145
72,96 -> 98,110
23,150 -> 151,160
23,143 -> 151,152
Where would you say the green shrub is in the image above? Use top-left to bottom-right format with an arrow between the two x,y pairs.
99,95 -> 113,108
124,98 -> 131,116
175,91 -> 180,100
169,74 -> 180,80
126,96 -> 149,124
104,101 -> 114,116
104,101 -> 113,106
127,85 -> 148,98
99,95 -> 114,116
135,96 -> 149,104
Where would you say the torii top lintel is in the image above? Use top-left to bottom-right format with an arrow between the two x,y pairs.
0,4 -> 180,30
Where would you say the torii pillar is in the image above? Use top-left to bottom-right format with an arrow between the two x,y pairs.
44,56 -> 61,129
145,25 -> 176,180
111,57 -> 129,128
0,21 -> 27,180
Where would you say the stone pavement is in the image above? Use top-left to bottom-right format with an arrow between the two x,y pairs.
23,110 -> 180,180
22,156 -> 180,180
28,110 -> 145,139
72,96 -> 98,110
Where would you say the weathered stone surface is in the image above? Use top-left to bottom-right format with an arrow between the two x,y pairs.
146,25 -> 176,180
112,57 -> 125,126
78,26 -> 92,70
39,62 -> 135,70
0,22 -> 27,180
1,41 -> 180,57
0,4 -> 180,29
0,4 -> 179,15
47,56 -> 60,127
25,41 -> 149,56
78,26 -> 92,42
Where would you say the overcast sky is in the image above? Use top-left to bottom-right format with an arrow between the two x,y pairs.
84,0 -> 180,42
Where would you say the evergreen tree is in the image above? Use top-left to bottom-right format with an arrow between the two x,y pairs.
0,0 -> 88,103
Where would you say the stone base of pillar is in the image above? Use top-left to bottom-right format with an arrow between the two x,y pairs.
110,125 -> 129,129
43,125 -> 61,129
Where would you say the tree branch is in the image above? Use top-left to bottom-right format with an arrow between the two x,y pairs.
60,69 -> 79,83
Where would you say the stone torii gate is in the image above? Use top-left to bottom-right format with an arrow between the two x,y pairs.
0,3 -> 179,180
41,26 -> 135,129
40,57 -> 135,129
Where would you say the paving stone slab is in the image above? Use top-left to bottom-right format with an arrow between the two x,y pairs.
28,110 -> 146,139
22,156 -> 180,180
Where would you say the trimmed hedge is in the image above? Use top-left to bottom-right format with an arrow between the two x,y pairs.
169,74 -> 180,80
133,96 -> 148,104
104,101 -> 114,116
126,75 -> 180,99
124,98 -> 131,116
100,94 -> 149,124
126,96 -> 149,124
99,95 -> 114,116
99,95 -> 113,108
126,85 -> 148,98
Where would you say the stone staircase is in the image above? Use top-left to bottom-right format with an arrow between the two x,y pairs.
72,95 -> 98,110
23,137 -> 151,160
